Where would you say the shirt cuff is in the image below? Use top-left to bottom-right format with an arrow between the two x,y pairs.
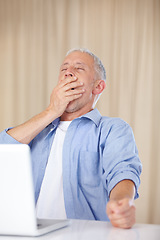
0,128 -> 21,144
108,171 -> 141,200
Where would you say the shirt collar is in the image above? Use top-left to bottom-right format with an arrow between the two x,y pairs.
44,118 -> 60,139
51,117 -> 60,128
79,108 -> 102,127
51,108 -> 102,128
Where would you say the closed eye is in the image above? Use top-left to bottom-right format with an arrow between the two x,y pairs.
76,67 -> 85,71
61,68 -> 67,72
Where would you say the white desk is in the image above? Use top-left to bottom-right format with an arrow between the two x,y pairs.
0,219 -> 160,240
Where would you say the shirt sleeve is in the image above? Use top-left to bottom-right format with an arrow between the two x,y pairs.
0,129 -> 33,148
0,128 -> 21,144
102,119 -> 142,199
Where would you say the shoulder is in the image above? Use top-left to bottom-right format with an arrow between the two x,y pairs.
98,116 -> 134,141
99,116 -> 130,130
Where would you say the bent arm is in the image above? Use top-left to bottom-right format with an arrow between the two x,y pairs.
7,107 -> 58,144
109,179 -> 135,201
6,75 -> 84,144
106,179 -> 136,229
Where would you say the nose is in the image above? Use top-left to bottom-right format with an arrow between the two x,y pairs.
65,73 -> 73,77
65,67 -> 75,78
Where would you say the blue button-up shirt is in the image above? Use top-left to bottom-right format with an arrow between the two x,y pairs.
0,108 -> 142,221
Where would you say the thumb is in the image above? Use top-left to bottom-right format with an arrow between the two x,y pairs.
106,200 -> 120,215
115,198 -> 135,214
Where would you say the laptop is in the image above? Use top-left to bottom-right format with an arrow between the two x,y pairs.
0,144 -> 70,236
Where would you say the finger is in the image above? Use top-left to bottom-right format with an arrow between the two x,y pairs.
115,199 -> 135,214
107,201 -> 120,215
110,218 -> 135,229
110,212 -> 136,229
65,88 -> 85,97
66,93 -> 83,102
109,205 -> 135,221
59,76 -> 78,87
64,81 -> 84,92
118,198 -> 135,208
53,78 -> 82,99
108,205 -> 136,229
108,198 -> 134,215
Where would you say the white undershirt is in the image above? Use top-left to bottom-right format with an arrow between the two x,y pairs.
36,121 -> 71,219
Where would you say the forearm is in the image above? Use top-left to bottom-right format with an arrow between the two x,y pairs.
107,180 -> 136,229
109,179 -> 135,201
7,75 -> 85,144
7,107 -> 58,144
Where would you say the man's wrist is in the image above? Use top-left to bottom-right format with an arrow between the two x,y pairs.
44,106 -> 60,123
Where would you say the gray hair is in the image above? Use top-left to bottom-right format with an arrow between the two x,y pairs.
66,48 -> 106,82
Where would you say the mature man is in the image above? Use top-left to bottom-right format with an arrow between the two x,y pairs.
0,48 -> 142,229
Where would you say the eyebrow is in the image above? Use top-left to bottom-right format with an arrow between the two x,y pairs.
61,62 -> 87,67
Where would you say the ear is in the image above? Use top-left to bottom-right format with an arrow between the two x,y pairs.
92,80 -> 106,95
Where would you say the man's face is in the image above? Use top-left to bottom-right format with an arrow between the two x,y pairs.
58,51 -> 97,114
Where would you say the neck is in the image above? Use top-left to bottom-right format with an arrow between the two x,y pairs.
60,107 -> 93,121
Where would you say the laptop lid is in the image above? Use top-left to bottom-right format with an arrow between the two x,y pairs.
0,144 -> 69,236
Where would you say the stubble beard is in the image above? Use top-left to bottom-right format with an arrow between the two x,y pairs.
65,99 -> 82,113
